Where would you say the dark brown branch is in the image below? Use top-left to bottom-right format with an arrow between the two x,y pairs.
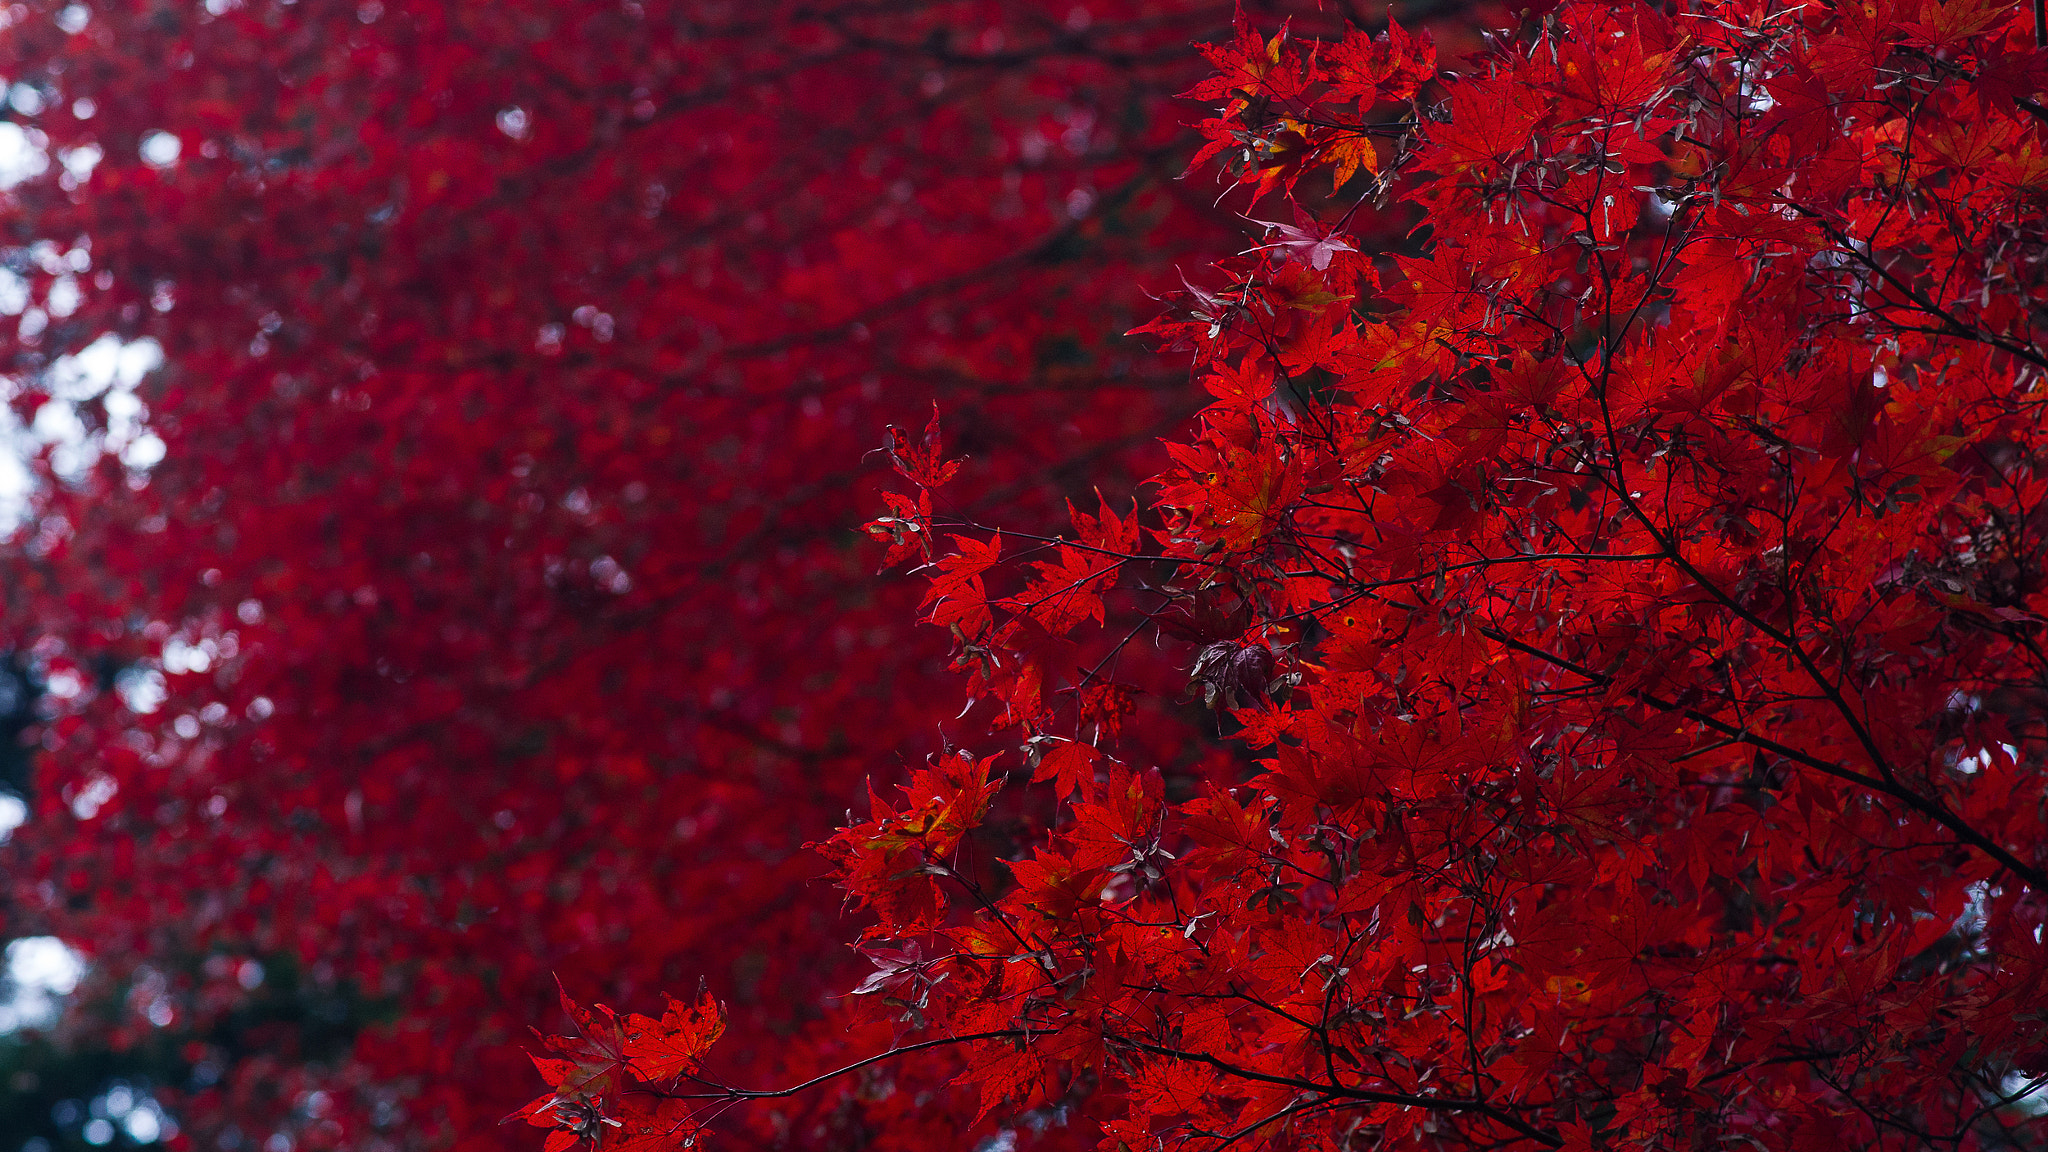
675,1029 -> 1035,1101
1116,1037 -> 1565,1148
1474,625 -> 2048,892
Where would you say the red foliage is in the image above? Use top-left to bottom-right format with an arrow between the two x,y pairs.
562,1 -> 2048,1150
3,0 -> 2045,1149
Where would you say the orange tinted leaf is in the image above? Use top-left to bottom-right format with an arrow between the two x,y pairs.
623,989 -> 727,1082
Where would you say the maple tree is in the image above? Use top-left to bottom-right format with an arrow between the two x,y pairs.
0,0 -> 2041,1147
520,0 -> 2048,1149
